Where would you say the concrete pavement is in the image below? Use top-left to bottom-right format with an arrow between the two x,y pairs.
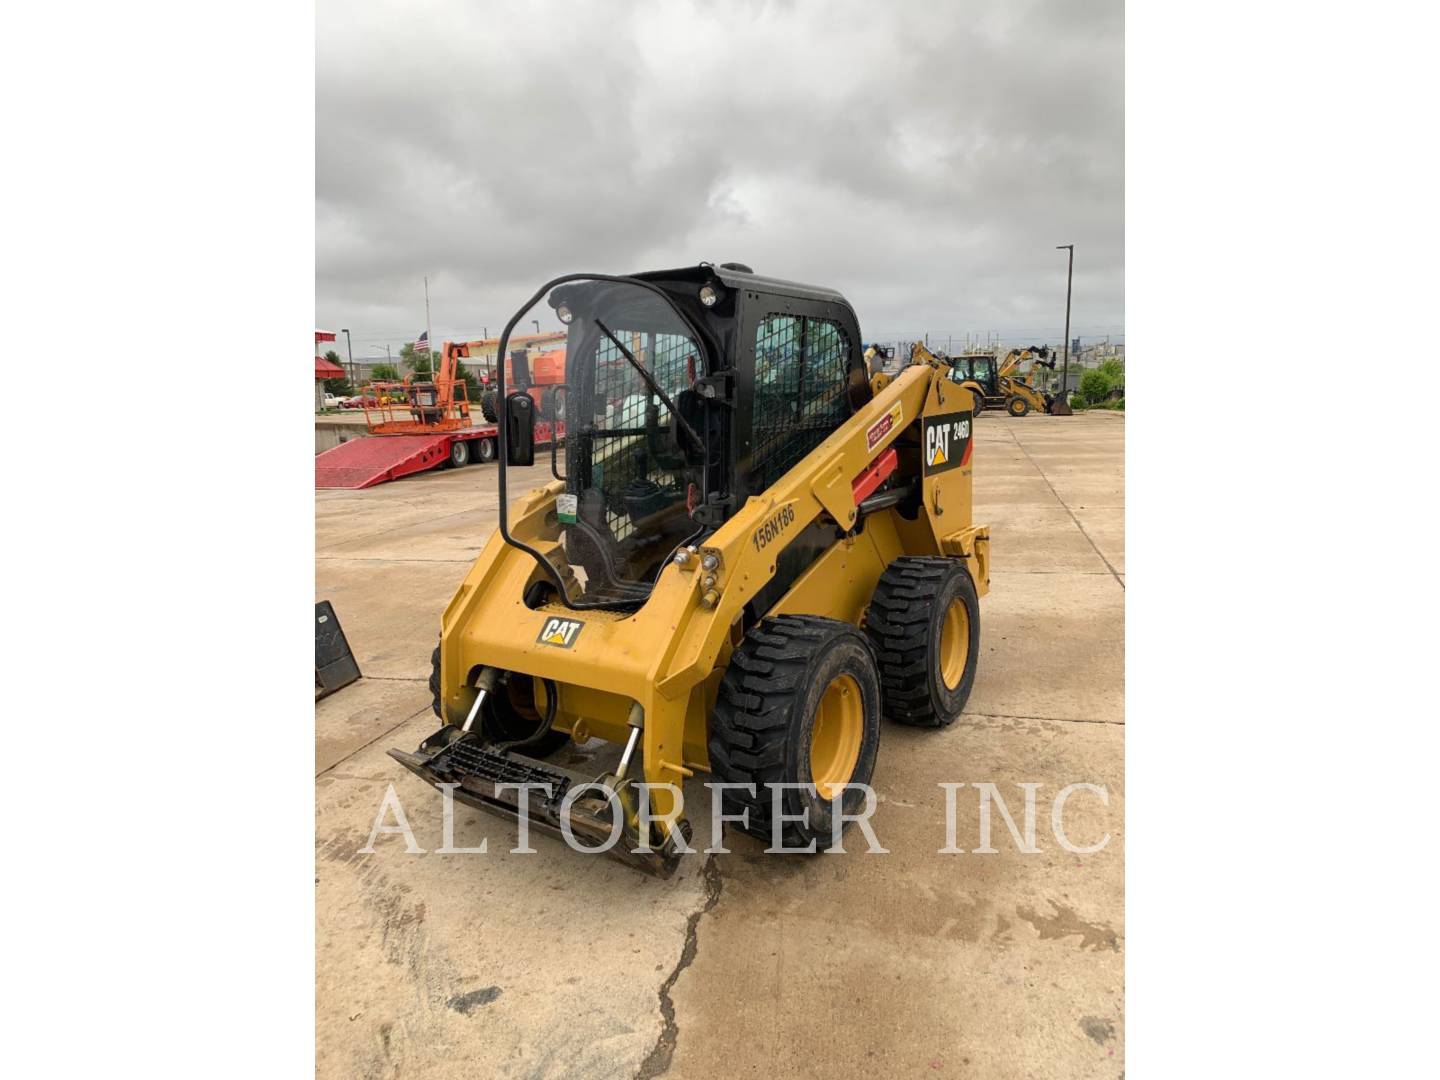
316,411 -> 1124,1079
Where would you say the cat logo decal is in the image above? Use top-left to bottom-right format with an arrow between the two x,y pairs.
536,616 -> 585,648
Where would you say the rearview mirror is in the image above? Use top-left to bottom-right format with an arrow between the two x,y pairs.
505,392 -> 536,466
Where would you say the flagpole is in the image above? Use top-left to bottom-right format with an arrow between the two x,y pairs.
424,275 -> 433,375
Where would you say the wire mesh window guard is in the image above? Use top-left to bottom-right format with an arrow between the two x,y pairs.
750,314 -> 852,491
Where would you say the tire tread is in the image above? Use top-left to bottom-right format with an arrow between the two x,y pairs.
709,615 -> 865,844
864,556 -> 973,727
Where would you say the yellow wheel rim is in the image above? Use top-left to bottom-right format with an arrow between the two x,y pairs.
939,599 -> 970,690
810,674 -> 864,800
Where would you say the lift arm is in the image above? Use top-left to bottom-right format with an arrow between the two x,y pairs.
649,356 -> 983,697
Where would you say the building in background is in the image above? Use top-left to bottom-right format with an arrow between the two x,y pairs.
315,330 -> 345,410
340,333 -> 567,389
348,360 -> 381,385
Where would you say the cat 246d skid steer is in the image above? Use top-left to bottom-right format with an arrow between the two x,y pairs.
390,263 -> 991,875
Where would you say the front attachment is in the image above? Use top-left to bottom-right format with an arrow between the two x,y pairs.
388,726 -> 688,877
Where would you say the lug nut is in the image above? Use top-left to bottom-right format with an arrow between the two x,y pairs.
701,553 -> 719,572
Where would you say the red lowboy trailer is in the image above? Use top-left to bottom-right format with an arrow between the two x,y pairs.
315,337 -> 566,489
315,420 -> 563,489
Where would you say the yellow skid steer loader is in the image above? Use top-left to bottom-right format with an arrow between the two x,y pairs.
390,263 -> 990,874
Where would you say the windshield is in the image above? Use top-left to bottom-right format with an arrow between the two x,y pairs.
498,278 -> 710,609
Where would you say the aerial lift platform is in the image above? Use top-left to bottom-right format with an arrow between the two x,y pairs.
314,341 -> 564,489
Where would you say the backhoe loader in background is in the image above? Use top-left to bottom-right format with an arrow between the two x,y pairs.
927,343 -> 1069,416
390,263 -> 991,874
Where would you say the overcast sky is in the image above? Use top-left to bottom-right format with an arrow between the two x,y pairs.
317,0 -> 1122,355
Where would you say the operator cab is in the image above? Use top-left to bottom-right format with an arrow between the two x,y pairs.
492,263 -> 872,611
948,354 -> 998,397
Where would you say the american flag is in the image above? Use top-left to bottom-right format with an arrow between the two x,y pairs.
413,330 -> 428,352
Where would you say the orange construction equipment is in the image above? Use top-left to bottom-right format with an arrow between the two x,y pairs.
361,340 -> 472,435
443,339 -> 568,422
317,336 -> 570,488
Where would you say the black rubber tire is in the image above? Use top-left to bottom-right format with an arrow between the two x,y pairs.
427,645 -> 568,757
445,439 -> 470,468
863,556 -> 981,727
480,392 -> 499,423
429,643 -> 443,719
1007,395 -> 1030,417
709,615 -> 882,849
970,388 -> 986,415
475,437 -> 497,463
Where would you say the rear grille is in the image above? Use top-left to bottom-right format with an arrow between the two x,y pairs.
433,739 -> 571,798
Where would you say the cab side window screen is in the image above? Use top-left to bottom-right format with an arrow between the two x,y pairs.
750,313 -> 854,491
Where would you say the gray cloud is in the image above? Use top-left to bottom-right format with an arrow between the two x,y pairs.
317,0 -> 1122,351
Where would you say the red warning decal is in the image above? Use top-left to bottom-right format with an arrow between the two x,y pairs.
865,403 -> 904,451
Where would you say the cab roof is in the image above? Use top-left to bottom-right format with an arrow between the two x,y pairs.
632,263 -> 850,308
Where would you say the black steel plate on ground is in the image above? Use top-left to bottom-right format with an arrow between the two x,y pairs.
315,600 -> 361,698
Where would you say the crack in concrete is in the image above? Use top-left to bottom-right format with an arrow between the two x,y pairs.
316,556 -> 476,564
316,703 -> 433,779
985,569 -> 1113,576
636,855 -> 725,1080
1004,426 -> 1125,590
315,502 -> 498,551
966,710 -> 1124,727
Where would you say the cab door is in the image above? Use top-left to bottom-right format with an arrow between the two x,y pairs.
731,295 -> 866,503
973,356 -> 998,396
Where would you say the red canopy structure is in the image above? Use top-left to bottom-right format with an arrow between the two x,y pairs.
316,330 -> 344,380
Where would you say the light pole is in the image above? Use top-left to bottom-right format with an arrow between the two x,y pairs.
1055,245 -> 1074,398
531,319 -> 541,335
341,328 -> 354,384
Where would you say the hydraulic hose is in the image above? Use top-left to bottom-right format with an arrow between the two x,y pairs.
492,676 -> 560,754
